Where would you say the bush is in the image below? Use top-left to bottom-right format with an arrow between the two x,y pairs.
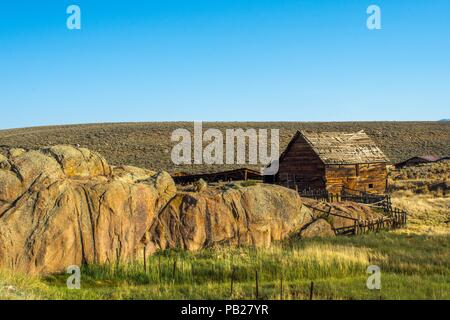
416,185 -> 429,194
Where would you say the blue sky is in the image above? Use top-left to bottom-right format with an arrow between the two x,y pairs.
0,0 -> 449,129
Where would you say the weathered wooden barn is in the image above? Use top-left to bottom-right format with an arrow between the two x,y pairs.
395,155 -> 442,168
275,130 -> 389,194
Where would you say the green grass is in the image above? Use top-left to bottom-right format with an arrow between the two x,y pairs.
1,229 -> 449,300
1,191 -> 448,300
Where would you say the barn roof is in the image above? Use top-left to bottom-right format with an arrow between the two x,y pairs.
295,130 -> 389,164
395,155 -> 443,167
414,155 -> 441,162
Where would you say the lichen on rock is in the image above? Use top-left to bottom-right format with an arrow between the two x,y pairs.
0,145 -> 321,275
148,183 -> 313,251
0,145 -> 174,274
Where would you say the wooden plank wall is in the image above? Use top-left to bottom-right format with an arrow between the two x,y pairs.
276,135 -> 326,190
325,163 -> 387,194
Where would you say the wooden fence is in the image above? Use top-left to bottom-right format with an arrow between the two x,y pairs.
340,186 -> 388,204
334,210 -> 407,236
288,185 -> 389,204
298,188 -> 329,201
303,197 -> 407,236
276,184 -> 408,235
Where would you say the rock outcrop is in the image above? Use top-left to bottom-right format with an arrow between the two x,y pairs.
300,219 -> 336,238
0,146 -> 319,274
148,184 -> 313,252
0,146 -> 175,274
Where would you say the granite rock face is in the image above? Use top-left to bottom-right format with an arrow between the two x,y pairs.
148,184 -> 313,252
0,146 -> 335,275
300,219 -> 336,238
0,146 -> 174,274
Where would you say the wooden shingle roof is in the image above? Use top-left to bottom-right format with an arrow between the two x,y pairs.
298,130 -> 389,164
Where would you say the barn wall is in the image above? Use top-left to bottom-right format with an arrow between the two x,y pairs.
276,135 -> 326,190
324,163 -> 387,194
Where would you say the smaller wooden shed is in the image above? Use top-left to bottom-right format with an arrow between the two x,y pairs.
395,156 -> 442,168
275,130 -> 390,194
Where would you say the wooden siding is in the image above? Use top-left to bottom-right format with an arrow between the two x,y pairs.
325,163 -> 387,194
277,134 -> 326,190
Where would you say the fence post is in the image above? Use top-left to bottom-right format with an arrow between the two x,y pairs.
397,212 -> 400,228
280,273 -> 283,300
255,270 -> 259,300
397,211 -> 400,228
143,246 -> 147,274
230,266 -> 235,297
309,281 -> 314,300
172,257 -> 177,284
158,255 -> 162,283
394,211 -> 398,228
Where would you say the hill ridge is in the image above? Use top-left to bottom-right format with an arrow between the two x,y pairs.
1,122 -> 449,174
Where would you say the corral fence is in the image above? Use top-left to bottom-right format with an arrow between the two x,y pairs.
303,202 -> 407,236
297,185 -> 407,236
283,185 -> 390,204
336,209 -> 407,236
340,186 -> 388,204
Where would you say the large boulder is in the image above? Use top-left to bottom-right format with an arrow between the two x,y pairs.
0,145 -> 319,275
43,145 -> 112,178
0,146 -> 176,274
0,154 -> 10,170
300,219 -> 336,238
148,183 -> 313,251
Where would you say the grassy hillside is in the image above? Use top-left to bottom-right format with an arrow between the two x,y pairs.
1,122 -> 449,174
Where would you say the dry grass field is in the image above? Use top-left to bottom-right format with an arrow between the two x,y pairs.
389,161 -> 450,234
1,122 -> 449,174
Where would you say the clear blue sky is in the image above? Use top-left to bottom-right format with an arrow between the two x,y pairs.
0,0 -> 449,129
